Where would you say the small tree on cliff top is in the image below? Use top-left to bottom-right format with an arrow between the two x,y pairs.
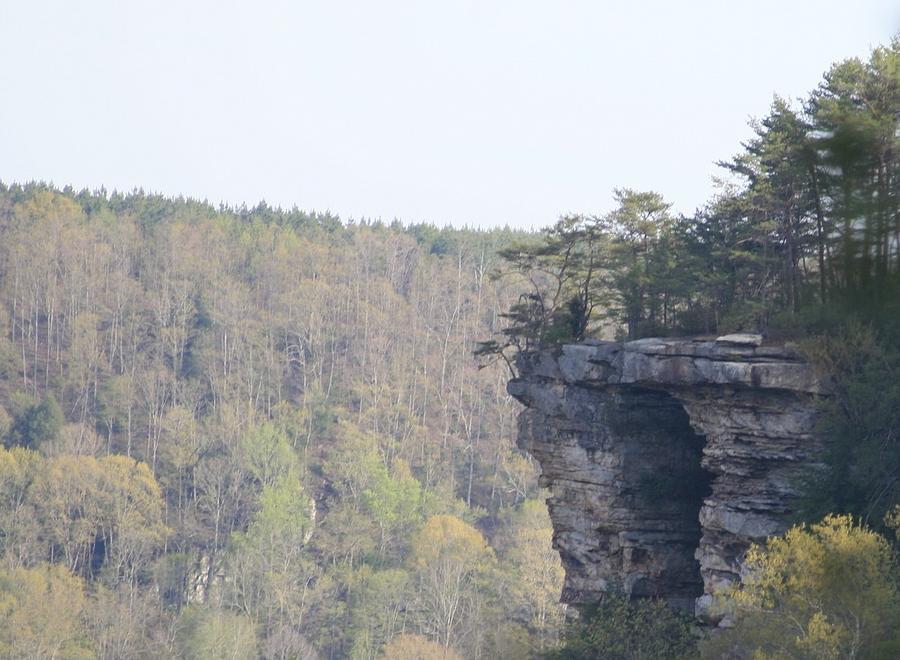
475,215 -> 609,372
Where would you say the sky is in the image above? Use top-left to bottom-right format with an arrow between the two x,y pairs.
1,1 -> 897,229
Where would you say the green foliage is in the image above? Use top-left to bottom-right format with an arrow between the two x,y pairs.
601,188 -> 679,339
225,473 -> 315,631
477,216 -> 608,363
886,504 -> 900,538
799,324 -> 900,530
348,568 -> 411,659
239,422 -> 299,488
6,394 -> 64,449
245,475 -> 311,545
547,591 -> 699,660
0,406 -> 10,441
484,39 -> 900,350
0,161 -> 549,657
363,459 -> 431,560
176,606 -> 258,660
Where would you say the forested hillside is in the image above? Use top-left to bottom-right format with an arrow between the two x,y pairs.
0,185 -> 564,658
1,36 -> 898,660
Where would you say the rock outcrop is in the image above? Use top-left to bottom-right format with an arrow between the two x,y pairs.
508,336 -> 827,622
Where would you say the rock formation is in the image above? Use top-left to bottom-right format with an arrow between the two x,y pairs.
508,336 -> 827,623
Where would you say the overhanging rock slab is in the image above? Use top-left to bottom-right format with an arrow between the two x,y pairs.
508,338 -> 827,623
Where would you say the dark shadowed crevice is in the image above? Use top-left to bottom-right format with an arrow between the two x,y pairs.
606,387 -> 713,611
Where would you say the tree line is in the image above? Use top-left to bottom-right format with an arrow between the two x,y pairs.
482,37 -> 899,356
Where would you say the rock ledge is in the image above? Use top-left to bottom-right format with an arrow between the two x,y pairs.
508,338 -> 827,622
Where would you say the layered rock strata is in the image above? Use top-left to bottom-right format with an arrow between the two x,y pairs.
508,337 -> 827,622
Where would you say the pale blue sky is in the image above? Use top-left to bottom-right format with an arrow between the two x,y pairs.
1,1 -> 896,228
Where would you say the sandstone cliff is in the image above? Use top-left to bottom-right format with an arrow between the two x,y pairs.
508,336 -> 827,623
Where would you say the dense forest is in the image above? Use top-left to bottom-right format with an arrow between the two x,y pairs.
1,37 -> 899,659
0,185 -> 565,658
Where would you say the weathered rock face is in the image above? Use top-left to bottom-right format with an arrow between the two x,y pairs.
508,337 -> 827,623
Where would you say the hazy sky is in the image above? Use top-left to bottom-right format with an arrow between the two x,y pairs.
1,1 -> 897,229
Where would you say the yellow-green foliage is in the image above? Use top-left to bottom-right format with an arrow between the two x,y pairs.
410,515 -> 493,571
0,563 -> 94,659
176,606 -> 258,660
706,514 -> 900,659
408,516 -> 495,653
0,446 -> 168,579
498,498 -> 566,652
